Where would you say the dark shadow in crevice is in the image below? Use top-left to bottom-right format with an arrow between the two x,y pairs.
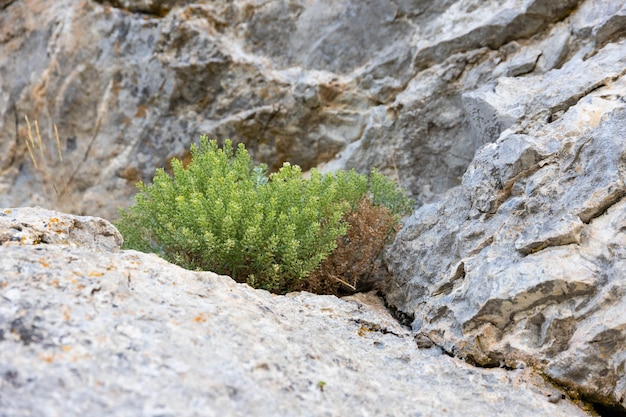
92,0 -> 179,18
378,290 -> 414,328
590,401 -> 626,417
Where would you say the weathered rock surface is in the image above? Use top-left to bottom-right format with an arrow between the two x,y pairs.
383,93 -> 626,410
0,207 -> 590,416
2,0 -> 626,414
3,0 -> 624,219
0,207 -> 122,250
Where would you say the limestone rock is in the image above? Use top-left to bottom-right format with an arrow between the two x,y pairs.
0,209 -> 590,416
95,0 -> 192,16
383,99 -> 626,410
0,0 -> 612,219
0,207 -> 122,251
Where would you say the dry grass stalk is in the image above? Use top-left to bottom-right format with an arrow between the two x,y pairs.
22,115 -> 69,207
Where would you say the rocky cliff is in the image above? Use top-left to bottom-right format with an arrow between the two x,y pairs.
383,104 -> 626,413
1,0 -> 626,415
3,0 -> 621,220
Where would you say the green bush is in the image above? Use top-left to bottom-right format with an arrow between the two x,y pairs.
116,136 -> 412,294
369,168 -> 415,219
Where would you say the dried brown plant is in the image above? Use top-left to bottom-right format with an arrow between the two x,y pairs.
294,197 -> 399,296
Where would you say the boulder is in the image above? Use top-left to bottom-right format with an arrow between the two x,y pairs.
383,94 -> 626,410
0,208 -> 590,416
0,207 -> 122,251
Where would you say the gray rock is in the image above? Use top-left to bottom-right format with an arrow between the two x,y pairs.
0,0 -> 614,219
383,95 -> 626,409
0,207 -> 122,251
462,40 -> 626,147
0,209 -> 590,416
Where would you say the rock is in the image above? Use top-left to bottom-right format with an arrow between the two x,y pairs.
2,0 -> 626,412
0,0 -> 15,10
0,0 -> 610,219
0,207 -> 122,251
383,98 -> 626,410
0,209 -> 590,416
462,40 -> 626,147
95,0 -> 191,17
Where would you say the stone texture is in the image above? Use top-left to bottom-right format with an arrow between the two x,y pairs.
0,0 -> 612,219
383,96 -> 626,410
0,207 -> 122,251
2,0 -> 626,413
0,209 -> 590,416
462,40 -> 626,148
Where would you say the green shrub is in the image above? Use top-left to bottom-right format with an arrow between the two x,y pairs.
116,136 -> 413,294
369,168 -> 415,219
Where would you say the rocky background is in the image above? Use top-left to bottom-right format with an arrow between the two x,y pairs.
4,0 -> 620,220
1,0 -> 626,415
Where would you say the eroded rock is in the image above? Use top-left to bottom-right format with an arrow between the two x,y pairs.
0,0 -> 615,219
0,207 -> 122,251
383,101 -> 626,410
0,209 -> 590,416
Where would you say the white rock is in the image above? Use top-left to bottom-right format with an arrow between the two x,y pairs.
0,209 -> 589,416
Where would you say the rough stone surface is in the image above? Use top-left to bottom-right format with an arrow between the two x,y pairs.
0,209 -> 590,416
0,207 -> 122,251
383,99 -> 626,409
2,0 -> 620,219
2,0 -> 626,414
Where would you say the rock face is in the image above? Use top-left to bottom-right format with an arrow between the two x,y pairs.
383,88 -> 626,410
0,207 -> 590,416
1,0 -> 615,219
2,0 -> 626,414
0,206 -> 122,250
